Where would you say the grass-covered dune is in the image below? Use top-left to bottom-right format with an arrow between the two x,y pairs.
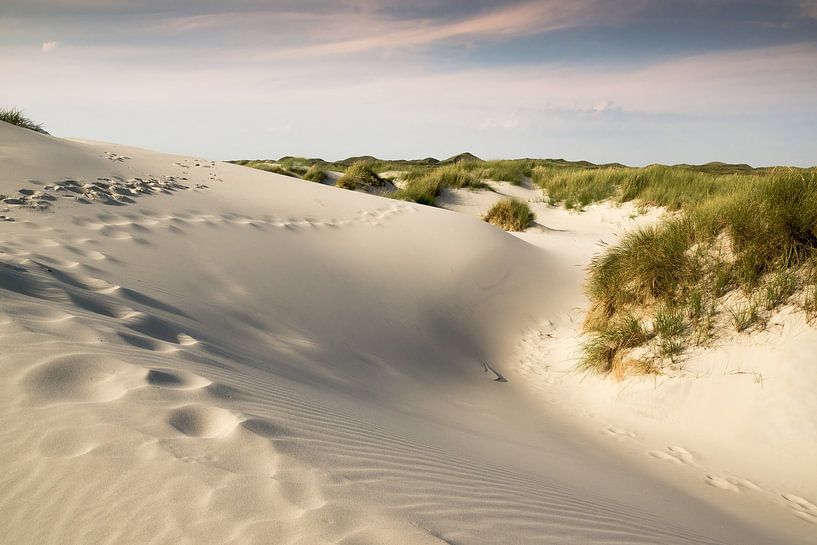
579,168 -> 817,375
232,153 -> 817,373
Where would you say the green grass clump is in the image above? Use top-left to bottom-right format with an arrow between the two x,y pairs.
580,314 -> 651,374
303,165 -> 327,183
393,164 -> 490,206
0,107 -> 48,134
728,302 -> 760,332
337,161 -> 386,190
581,168 -> 817,374
479,160 -> 532,185
483,198 -> 535,231
535,166 -> 625,209
654,306 -> 686,338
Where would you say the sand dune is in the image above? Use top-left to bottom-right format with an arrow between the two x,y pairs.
0,121 -> 813,544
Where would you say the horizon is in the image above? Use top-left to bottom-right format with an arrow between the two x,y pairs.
3,0 -> 817,166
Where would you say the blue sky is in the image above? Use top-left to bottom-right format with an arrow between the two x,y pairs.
2,0 -> 816,165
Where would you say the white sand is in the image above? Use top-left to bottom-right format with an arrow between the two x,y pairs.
0,121 -> 814,544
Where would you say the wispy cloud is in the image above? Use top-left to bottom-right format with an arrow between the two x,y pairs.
152,1 -> 640,59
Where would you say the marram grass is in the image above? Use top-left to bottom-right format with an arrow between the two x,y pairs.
483,198 -> 535,231
0,107 -> 48,134
581,168 -> 817,375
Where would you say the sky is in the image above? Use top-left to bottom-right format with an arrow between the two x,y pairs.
1,0 -> 816,166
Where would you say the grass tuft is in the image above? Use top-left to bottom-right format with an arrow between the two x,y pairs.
393,164 -> 489,206
0,107 -> 48,134
337,161 -> 386,190
728,302 -> 760,332
303,165 -> 328,183
483,198 -> 535,231
580,314 -> 650,373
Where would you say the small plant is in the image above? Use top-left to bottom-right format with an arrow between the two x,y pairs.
686,290 -> 704,320
728,301 -> 760,332
483,198 -> 535,231
803,284 -> 817,322
0,107 -> 48,134
658,337 -> 684,359
763,271 -> 796,310
692,313 -> 714,346
654,306 -> 686,338
580,314 -> 650,373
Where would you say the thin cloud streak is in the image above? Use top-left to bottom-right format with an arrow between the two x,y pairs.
151,0 -> 640,59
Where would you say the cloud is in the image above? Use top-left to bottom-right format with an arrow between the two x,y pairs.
41,41 -> 58,52
151,1 -> 640,60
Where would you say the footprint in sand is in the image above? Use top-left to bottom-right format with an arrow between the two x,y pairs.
782,494 -> 817,524
603,426 -> 640,442
21,354 -> 142,404
647,445 -> 698,467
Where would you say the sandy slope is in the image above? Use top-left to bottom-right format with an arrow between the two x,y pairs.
441,181 -> 817,534
0,121 -> 813,544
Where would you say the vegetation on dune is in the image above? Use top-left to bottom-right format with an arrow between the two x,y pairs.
483,198 -> 535,231
470,159 -> 537,185
231,152 -> 817,377
303,164 -> 328,183
533,164 -> 754,211
580,168 -> 817,375
244,161 -> 300,178
393,164 -> 491,205
0,107 -> 48,134
336,161 -> 387,190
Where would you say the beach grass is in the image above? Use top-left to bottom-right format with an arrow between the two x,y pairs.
580,168 -> 817,373
0,107 -> 48,134
336,161 -> 387,190
393,164 -> 490,205
483,198 -> 535,231
303,165 -> 328,183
